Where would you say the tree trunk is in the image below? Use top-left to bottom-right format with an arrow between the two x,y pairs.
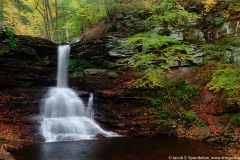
104,0 -> 118,31
0,0 -> 5,28
34,0 -> 49,39
65,25 -> 69,42
43,0 -> 51,40
54,0 -> 58,42
45,0 -> 55,41
111,0 -> 118,31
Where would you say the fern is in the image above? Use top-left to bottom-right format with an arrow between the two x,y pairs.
207,66 -> 240,106
133,69 -> 166,88
207,67 -> 239,92
120,32 -> 193,88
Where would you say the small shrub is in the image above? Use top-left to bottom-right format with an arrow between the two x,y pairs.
230,113 -> 240,127
186,110 -> 196,122
207,66 -> 240,106
157,119 -> 165,125
166,120 -> 174,126
5,28 -> 18,48
167,78 -> 200,107
207,67 -> 239,92
68,59 -> 94,76
228,2 -> 240,12
196,119 -> 206,127
128,78 -> 200,108
215,18 -> 224,26
158,107 -> 170,119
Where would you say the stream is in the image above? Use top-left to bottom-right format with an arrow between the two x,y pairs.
12,137 -> 225,160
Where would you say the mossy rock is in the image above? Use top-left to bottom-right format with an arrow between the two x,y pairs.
156,123 -> 176,136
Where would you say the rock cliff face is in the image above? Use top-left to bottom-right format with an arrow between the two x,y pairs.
0,31 -> 58,154
0,32 -> 57,88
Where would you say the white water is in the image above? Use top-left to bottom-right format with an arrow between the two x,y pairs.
40,45 -> 117,142
57,45 -> 70,88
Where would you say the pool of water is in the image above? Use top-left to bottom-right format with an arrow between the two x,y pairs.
12,137 -> 224,160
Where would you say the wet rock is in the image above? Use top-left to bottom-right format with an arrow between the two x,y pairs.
169,28 -> 184,41
206,138 -> 217,143
216,21 -> 239,39
226,47 -> 240,65
84,68 -> 119,78
186,45 -> 205,64
187,126 -> 211,141
108,38 -> 136,58
156,125 -> 176,136
95,133 -> 106,139
84,68 -> 108,75
192,30 -> 206,43
0,149 -> 15,160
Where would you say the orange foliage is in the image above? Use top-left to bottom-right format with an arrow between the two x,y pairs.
202,0 -> 218,5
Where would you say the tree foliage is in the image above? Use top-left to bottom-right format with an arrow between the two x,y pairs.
1,0 -> 33,32
2,0 -> 153,42
146,0 -> 199,30
67,2 -> 106,37
2,0 -> 107,42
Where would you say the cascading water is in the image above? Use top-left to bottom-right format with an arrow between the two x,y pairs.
40,45 -> 117,142
57,45 -> 69,88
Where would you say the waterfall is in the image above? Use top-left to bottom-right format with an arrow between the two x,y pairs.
87,93 -> 94,118
57,45 -> 70,88
40,45 -> 117,142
